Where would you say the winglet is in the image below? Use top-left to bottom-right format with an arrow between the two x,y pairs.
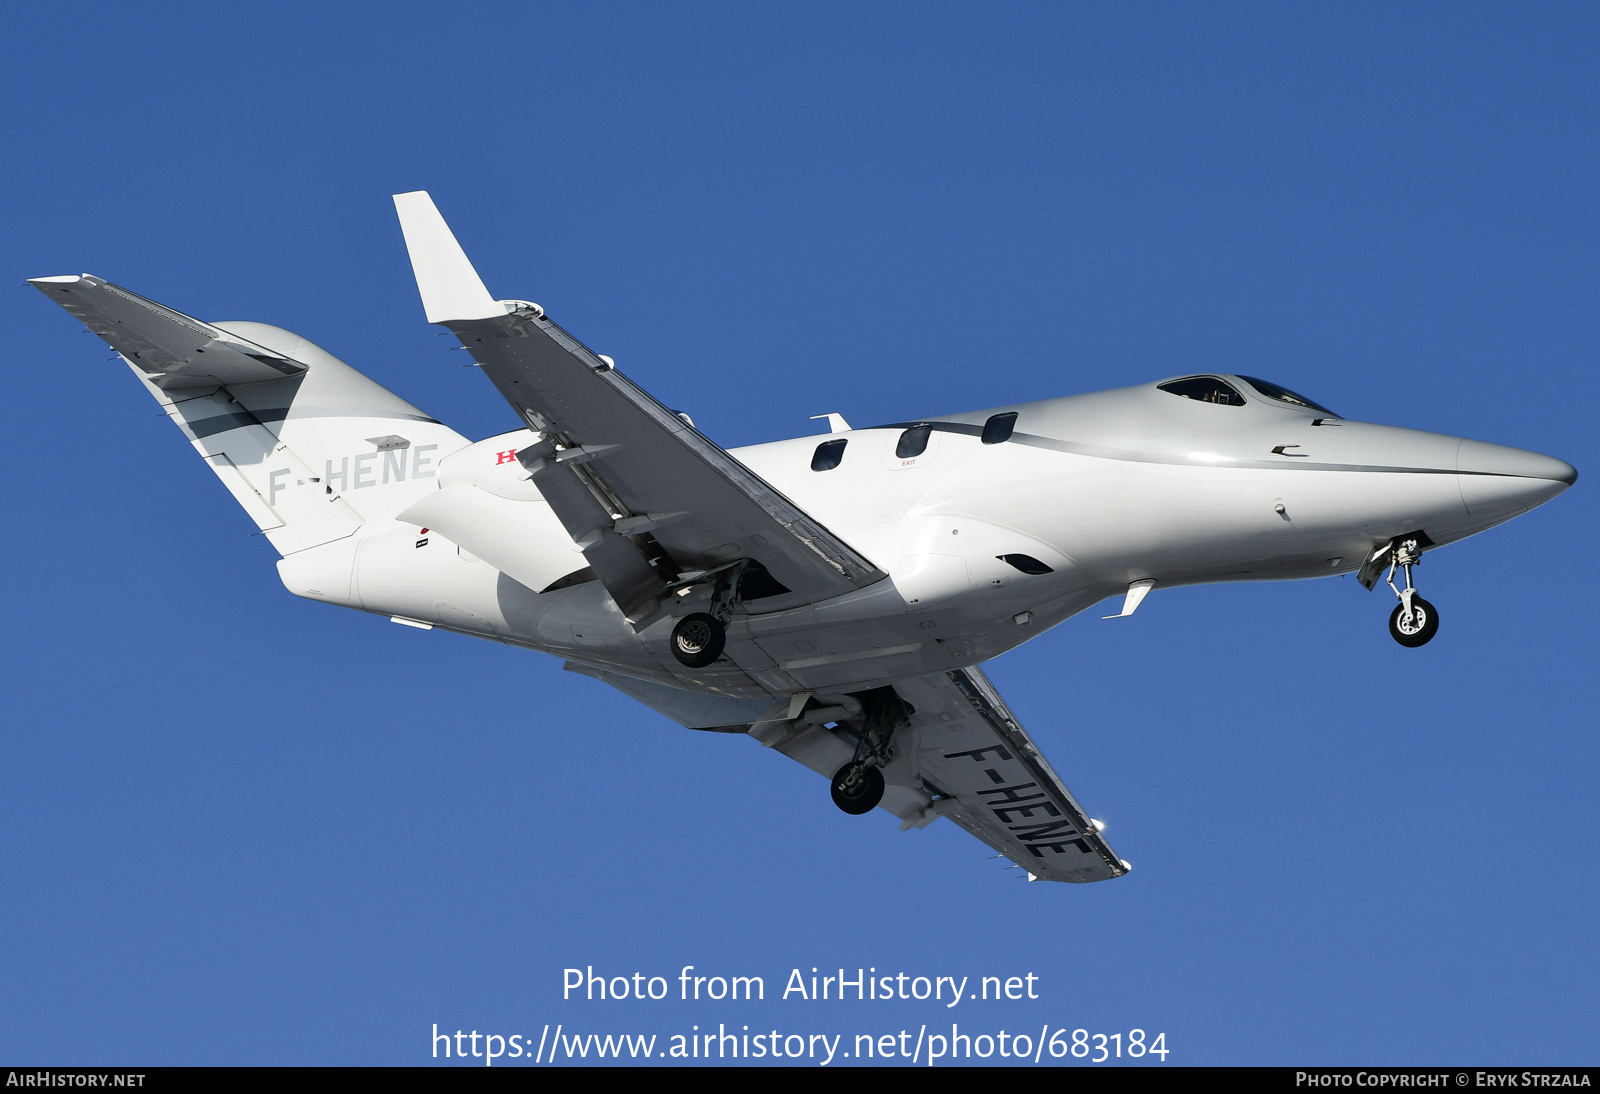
392,191 -> 505,324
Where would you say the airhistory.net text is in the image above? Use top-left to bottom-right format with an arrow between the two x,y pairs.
562,966 -> 1041,1006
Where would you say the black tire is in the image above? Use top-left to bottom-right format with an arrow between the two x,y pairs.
830,763 -> 885,815
1389,596 -> 1439,647
670,612 -> 726,668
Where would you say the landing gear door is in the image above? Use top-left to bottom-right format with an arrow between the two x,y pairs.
1356,542 -> 1392,591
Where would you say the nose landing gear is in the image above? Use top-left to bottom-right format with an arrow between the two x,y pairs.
1384,537 -> 1439,647
1388,597 -> 1438,647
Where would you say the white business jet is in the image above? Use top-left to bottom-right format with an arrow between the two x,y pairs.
30,192 -> 1576,883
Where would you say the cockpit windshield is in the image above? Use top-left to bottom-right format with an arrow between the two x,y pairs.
1157,376 -> 1246,406
1238,376 -> 1338,417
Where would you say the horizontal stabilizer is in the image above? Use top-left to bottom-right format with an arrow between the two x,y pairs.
392,191 -> 506,324
29,275 -> 308,389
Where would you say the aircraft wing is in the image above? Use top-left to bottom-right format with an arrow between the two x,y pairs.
900,668 -> 1128,883
751,666 -> 1130,883
393,191 -> 886,624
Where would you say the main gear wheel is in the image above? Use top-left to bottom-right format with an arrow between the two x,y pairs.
830,762 -> 885,815
670,613 -> 726,668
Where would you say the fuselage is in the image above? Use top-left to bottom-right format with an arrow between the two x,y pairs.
39,252 -> 1578,877
280,372 -> 1574,700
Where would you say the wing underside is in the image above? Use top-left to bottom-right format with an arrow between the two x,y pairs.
746,666 -> 1127,883
393,191 -> 883,625
900,668 -> 1127,883
389,193 -> 1123,883
450,307 -> 884,619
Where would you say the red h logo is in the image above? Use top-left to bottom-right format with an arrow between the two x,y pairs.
495,449 -> 517,465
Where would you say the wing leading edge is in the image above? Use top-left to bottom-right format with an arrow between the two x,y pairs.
392,191 -> 885,624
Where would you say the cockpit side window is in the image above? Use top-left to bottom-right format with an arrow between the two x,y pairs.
1157,376 -> 1246,406
1238,376 -> 1338,417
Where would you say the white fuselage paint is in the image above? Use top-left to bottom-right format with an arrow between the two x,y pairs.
277,377 -> 1574,700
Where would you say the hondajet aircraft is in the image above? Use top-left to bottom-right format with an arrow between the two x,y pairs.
31,192 -> 1577,883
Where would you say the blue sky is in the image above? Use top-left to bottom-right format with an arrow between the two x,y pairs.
2,2 -> 1595,1066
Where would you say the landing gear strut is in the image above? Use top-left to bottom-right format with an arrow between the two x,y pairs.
667,560 -> 746,668
1385,537 -> 1439,647
827,687 -> 912,816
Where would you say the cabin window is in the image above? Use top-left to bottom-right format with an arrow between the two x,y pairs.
1238,376 -> 1338,416
896,424 -> 933,459
1158,376 -> 1246,406
981,412 -> 1018,445
998,553 -> 1054,575
811,438 -> 847,471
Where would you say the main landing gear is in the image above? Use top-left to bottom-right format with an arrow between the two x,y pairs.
670,613 -> 725,667
668,560 -> 746,668
830,762 -> 885,815
827,687 -> 913,816
1384,537 -> 1439,648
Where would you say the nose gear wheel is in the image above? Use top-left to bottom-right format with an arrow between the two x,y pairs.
1389,597 -> 1439,647
1383,537 -> 1440,647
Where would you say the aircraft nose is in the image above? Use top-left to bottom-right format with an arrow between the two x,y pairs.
1457,438 -> 1576,521
1457,439 -> 1577,485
